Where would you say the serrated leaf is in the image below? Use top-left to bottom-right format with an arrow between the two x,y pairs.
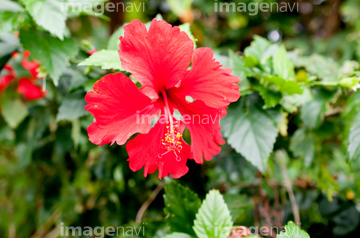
22,0 -> 67,39
220,51 -> 250,91
300,89 -> 332,129
19,29 -> 77,85
78,50 -> 123,71
348,117 -> 360,160
56,96 -> 88,121
277,221 -> 310,238
164,233 -> 192,238
179,23 -> 197,47
244,35 -> 271,62
280,87 -> 312,113
1,98 -> 28,129
290,128 -> 315,166
193,190 -> 232,238
67,0 -> 109,20
164,181 -> 201,236
221,102 -> 279,172
292,54 -> 339,81
265,75 -> 303,95
273,45 -> 295,80
254,84 -> 282,109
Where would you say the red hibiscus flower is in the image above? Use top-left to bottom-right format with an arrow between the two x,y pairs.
85,19 -> 240,179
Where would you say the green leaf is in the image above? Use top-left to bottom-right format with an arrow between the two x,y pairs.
22,0 -> 67,39
166,0 -> 193,17
243,55 -> 258,68
280,87 -> 312,113
0,33 -> 20,67
265,76 -> 303,95
290,128 -> 315,166
164,233 -> 192,238
164,181 -> 201,236
107,26 -> 125,50
300,90 -> 331,129
193,190 -> 232,238
0,0 -> 24,12
273,45 -> 295,80
78,50 -> 123,71
67,0 -> 109,20
254,84 -> 282,109
292,54 -> 339,81
348,117 -> 360,161
277,221 -> 310,238
179,23 -> 197,47
223,194 -> 250,223
220,51 -> 250,91
244,35 -> 271,62
1,98 -> 28,129
222,101 -> 279,172
19,29 -> 77,85
56,95 -> 88,121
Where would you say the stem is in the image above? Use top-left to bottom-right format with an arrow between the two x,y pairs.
136,182 -> 165,224
279,151 -> 301,226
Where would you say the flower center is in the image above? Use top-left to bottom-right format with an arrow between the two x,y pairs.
158,90 -> 183,161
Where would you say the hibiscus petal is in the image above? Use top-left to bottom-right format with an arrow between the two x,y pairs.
21,60 -> 40,79
127,116 -> 191,179
169,93 -> 226,164
0,75 -> 14,92
118,19 -> 194,96
17,79 -> 46,100
85,73 -> 161,146
172,47 -> 240,109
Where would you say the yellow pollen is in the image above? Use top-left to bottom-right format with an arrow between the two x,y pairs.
159,120 -> 183,161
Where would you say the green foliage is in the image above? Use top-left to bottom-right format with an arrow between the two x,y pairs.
222,99 -> 279,172
348,117 -> 360,160
277,221 -> 310,238
19,29 -> 77,85
290,128 -> 315,166
56,93 -> 88,121
273,45 -> 296,80
78,49 -> 123,70
164,233 -> 192,238
193,190 -> 232,238
22,0 -> 67,39
164,181 -> 201,236
0,97 -> 28,129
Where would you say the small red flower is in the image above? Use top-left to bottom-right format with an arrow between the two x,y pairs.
0,64 -> 16,93
21,51 -> 41,78
0,51 -> 46,102
85,19 -> 240,178
17,78 -> 45,100
87,49 -> 98,56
